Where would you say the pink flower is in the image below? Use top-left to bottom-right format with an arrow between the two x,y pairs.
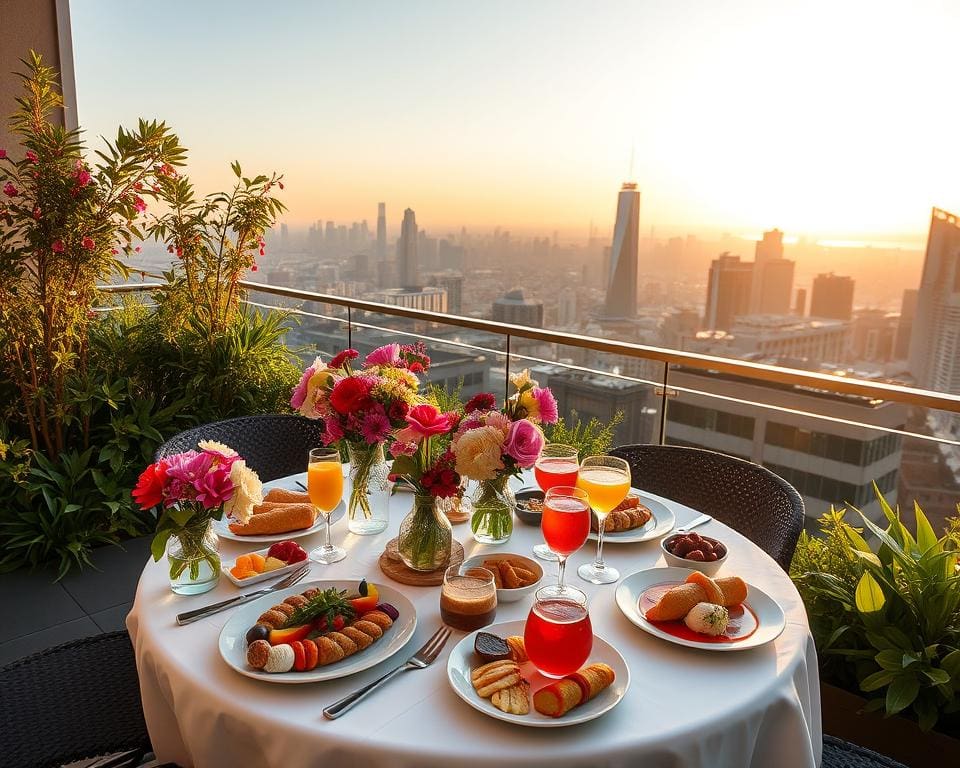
0,149 -> 6,159
502,419 -> 545,469
290,364 -> 315,410
133,195 -> 147,213
163,451 -> 211,506
81,236 -> 95,250
135,246 -> 141,253
322,418 -> 345,446
531,387 -> 559,424
361,411 -> 392,443
390,440 -> 418,457
365,343 -> 400,367
52,239 -> 65,253
404,404 -> 451,438
2,182 -> 18,197
25,150 -> 38,163
76,170 -> 91,187
251,264 -> 259,272
330,376 -> 375,414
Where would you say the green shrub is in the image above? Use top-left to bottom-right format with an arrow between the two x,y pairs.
791,492 -> 960,733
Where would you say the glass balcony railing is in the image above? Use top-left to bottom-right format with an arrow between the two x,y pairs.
97,279 -> 960,532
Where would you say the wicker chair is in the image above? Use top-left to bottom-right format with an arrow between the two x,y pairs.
822,735 -> 908,767
154,414 -> 326,482
609,444 -> 805,571
0,631 -> 178,768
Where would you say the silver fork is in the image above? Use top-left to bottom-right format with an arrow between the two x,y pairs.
323,625 -> 452,719
176,563 -> 311,625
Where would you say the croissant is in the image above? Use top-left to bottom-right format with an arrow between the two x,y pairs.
645,575 -> 747,621
590,497 -> 652,533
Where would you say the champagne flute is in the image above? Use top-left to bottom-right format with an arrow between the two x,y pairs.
307,447 -> 346,564
540,486 -> 590,596
532,444 -> 580,562
576,455 -> 630,584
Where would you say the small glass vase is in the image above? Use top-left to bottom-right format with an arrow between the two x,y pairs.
397,494 -> 453,571
470,475 -> 515,544
167,520 -> 221,595
346,441 -> 390,535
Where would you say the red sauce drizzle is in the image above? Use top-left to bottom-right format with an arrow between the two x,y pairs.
639,582 -> 759,644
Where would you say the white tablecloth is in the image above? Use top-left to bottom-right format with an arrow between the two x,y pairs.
128,471 -> 822,768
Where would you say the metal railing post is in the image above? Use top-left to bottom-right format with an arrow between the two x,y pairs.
347,306 -> 352,349
659,362 -> 670,445
504,334 -> 512,402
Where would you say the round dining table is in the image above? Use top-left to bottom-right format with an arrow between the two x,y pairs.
128,470 -> 822,768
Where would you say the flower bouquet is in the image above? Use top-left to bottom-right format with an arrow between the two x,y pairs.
291,342 -> 431,534
452,370 -> 556,543
134,441 -> 262,594
388,404 -> 464,570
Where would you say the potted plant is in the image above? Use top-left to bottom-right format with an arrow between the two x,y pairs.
790,492 -> 960,764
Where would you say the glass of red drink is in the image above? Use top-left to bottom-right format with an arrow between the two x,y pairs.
524,586 -> 593,678
532,444 -> 580,562
540,486 -> 590,596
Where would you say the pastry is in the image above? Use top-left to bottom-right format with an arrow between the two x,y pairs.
480,558 -> 540,589
645,575 -> 747,621
491,680 -> 531,715
506,635 -> 528,663
533,663 -> 616,717
471,659 -> 522,698
228,503 -> 316,535
590,495 -> 652,533
263,488 -> 312,505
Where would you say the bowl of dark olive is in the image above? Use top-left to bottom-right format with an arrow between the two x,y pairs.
513,487 -> 545,527
661,531 -> 728,576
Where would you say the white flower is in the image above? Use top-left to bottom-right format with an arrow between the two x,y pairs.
224,459 -> 263,524
198,440 -> 238,458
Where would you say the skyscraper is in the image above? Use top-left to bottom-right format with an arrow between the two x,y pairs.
749,228 -> 793,314
376,203 -> 386,262
603,182 -> 640,318
894,288 -> 918,361
398,208 -> 420,288
755,228 -> 784,264
809,273 -> 855,320
908,208 -> 960,397
704,253 -> 753,332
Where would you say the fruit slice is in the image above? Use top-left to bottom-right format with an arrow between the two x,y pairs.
263,556 -> 286,572
249,553 -> 266,573
303,638 -> 319,670
349,584 -> 379,613
235,554 -> 253,572
268,624 -> 312,646
230,566 -> 257,580
291,640 -> 306,672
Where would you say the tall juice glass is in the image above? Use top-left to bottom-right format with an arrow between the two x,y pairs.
576,455 -> 630,584
307,447 -> 346,564
532,444 -> 580,562
540,486 -> 590,596
524,586 -> 592,678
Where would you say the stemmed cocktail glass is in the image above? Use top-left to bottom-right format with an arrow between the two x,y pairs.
576,455 -> 630,584
531,444 -> 580,562
540,486 -> 591,597
307,447 -> 346,564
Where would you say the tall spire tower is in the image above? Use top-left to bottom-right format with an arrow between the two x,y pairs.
398,208 -> 420,288
603,182 -> 641,319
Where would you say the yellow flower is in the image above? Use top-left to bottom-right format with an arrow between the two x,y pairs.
454,426 -> 505,481
224,459 -> 262,524
510,369 -> 537,390
198,440 -> 237,458
518,391 -> 540,422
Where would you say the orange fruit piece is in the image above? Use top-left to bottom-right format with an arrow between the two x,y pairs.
249,553 -> 266,573
235,554 -> 253,571
230,565 -> 255,579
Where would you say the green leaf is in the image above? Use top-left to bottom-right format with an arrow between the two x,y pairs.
855,572 -> 885,615
886,676 -> 920,715
940,649 -> 960,679
923,668 -> 950,685
151,529 -> 172,562
860,670 -> 896,692
914,501 -> 939,554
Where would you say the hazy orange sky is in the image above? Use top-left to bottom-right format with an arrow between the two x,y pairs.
71,1 -> 960,240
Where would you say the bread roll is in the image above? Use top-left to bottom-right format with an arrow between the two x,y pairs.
263,488 -> 312,505
645,575 -> 748,621
533,663 -> 615,717
228,504 -> 316,535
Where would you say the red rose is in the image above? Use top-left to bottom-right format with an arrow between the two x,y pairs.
329,376 -> 374,414
388,400 -> 409,422
132,460 -> 168,510
404,404 -> 451,438
328,348 -> 359,370
465,392 -> 496,413
408,361 -> 424,374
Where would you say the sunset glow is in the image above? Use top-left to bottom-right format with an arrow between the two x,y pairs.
71,0 -> 960,239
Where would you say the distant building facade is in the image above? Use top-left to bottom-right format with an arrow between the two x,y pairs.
704,253 -> 753,332
398,208 -> 420,288
810,273 -> 855,320
894,288 -> 918,361
603,182 -> 640,318
376,202 -> 386,262
493,289 -> 544,327
369,287 -> 447,313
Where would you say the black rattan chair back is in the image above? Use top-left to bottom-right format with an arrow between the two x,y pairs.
822,735 -> 908,767
609,444 -> 805,571
154,414 -> 326,482
0,631 -> 151,768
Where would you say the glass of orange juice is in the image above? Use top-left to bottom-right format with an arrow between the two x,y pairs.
307,447 -> 346,564
575,455 -> 630,584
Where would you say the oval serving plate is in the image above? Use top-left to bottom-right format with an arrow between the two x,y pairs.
586,489 -> 676,544
218,579 -> 416,683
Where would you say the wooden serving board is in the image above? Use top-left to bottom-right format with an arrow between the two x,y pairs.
378,538 -> 464,586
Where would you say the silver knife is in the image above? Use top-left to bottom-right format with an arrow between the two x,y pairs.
176,564 -> 310,625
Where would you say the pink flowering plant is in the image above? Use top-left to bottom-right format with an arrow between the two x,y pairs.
133,441 -> 262,581
452,369 -> 556,542
291,343 -> 433,520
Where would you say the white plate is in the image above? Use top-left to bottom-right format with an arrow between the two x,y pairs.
447,620 -> 630,727
586,489 -> 676,544
214,500 -> 345,543
218,579 -> 416,683
221,546 -> 307,587
615,566 -> 786,651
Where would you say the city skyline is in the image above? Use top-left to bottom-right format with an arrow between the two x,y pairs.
70,0 -> 960,240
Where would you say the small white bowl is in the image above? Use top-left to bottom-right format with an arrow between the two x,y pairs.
222,546 -> 305,587
660,533 -> 728,576
462,553 -> 543,603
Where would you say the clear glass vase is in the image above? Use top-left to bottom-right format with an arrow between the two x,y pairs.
167,520 -> 221,595
397,494 -> 453,571
470,475 -> 515,544
346,441 -> 390,535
